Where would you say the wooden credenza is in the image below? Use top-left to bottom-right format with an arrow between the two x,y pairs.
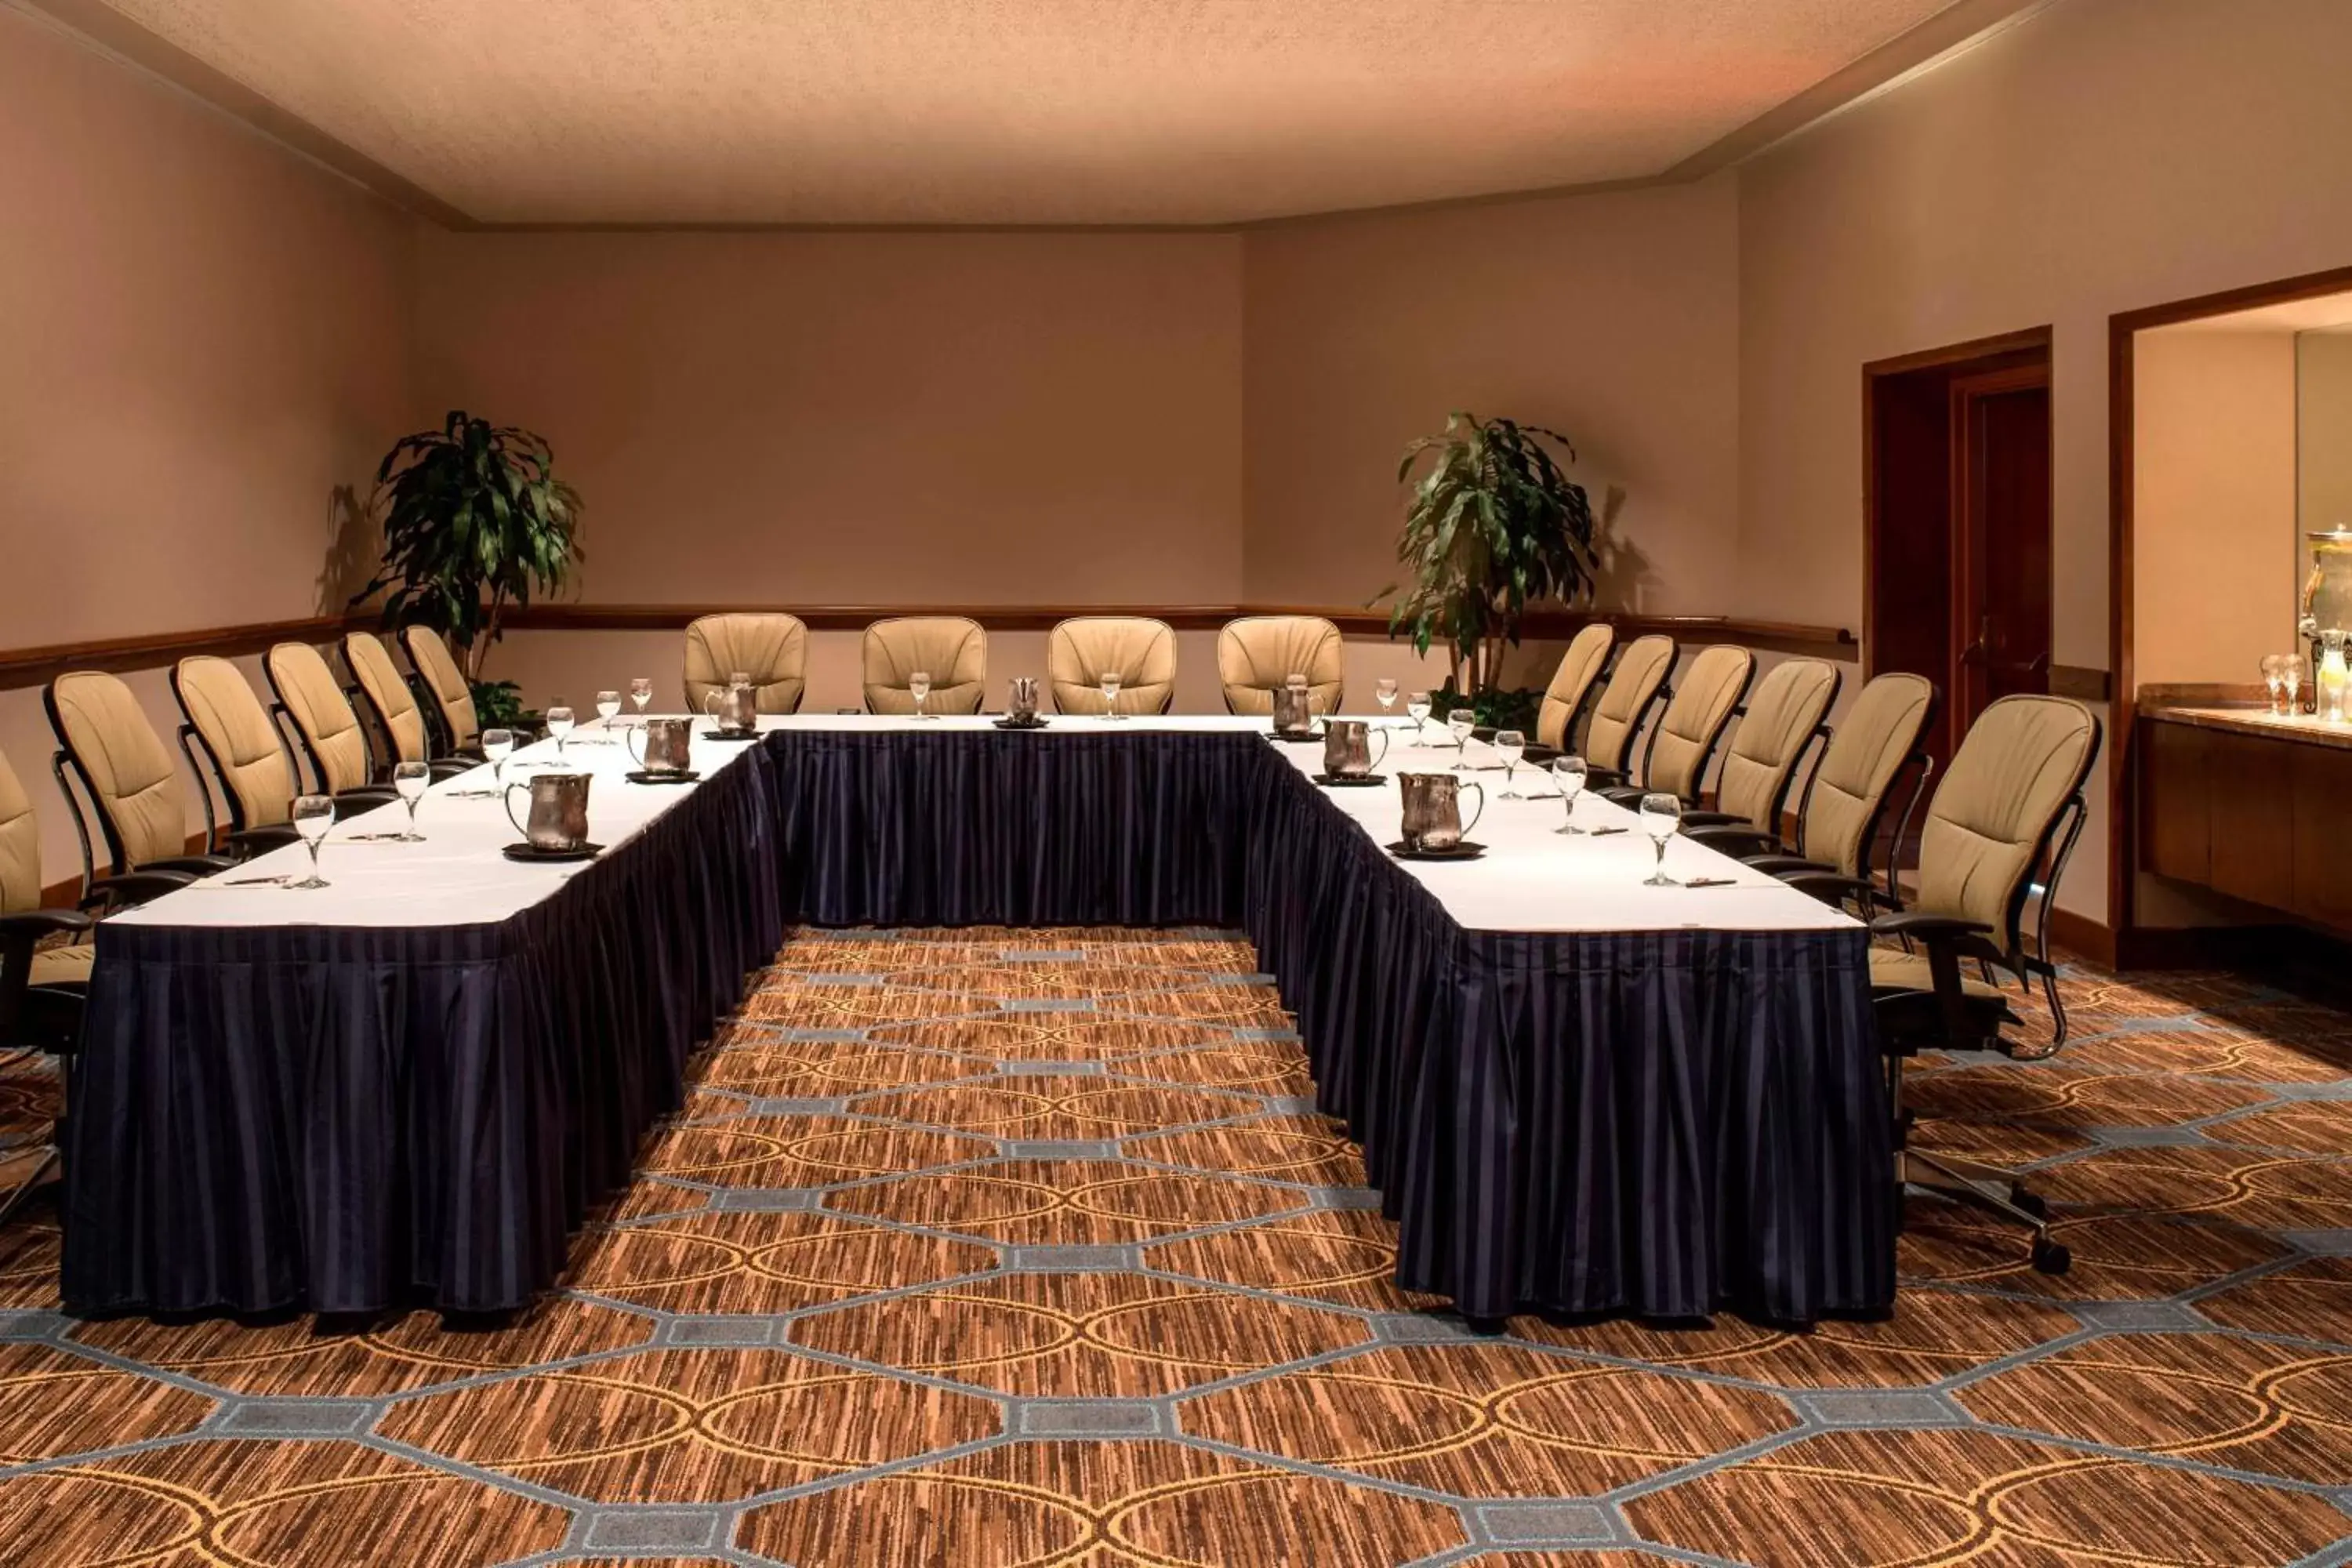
2139,708 -> 2352,929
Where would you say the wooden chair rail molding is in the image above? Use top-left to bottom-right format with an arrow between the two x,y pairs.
0,604 -> 1858,691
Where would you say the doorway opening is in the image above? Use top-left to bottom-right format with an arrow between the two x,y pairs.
1865,328 -> 2055,771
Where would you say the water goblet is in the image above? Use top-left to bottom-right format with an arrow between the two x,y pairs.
290,795 -> 334,889
596,690 -> 621,731
1376,678 -> 1399,726
1406,691 -> 1432,742
1552,756 -> 1588,833
1639,792 -> 1683,886
2261,655 -> 2285,716
1447,708 -> 1475,771
1494,729 -> 1527,797
2285,653 -> 2306,715
1101,670 -> 1122,718
909,671 -> 933,720
392,760 -> 430,841
630,677 -> 653,724
481,728 -> 515,788
545,704 -> 576,757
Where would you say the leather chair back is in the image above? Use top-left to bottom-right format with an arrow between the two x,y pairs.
1047,618 -> 1177,714
1582,634 -> 1675,774
1799,672 -> 1936,879
1713,658 -> 1841,833
0,748 -> 39,916
45,671 -> 188,871
1642,645 -> 1755,800
401,626 -> 481,751
343,631 -> 433,767
1916,695 -> 2101,937
173,656 -> 296,830
684,613 -> 808,717
1217,616 -> 1343,717
862,617 -> 987,714
267,641 -> 376,794
1535,623 -> 1614,751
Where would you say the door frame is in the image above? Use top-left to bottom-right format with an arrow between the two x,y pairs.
2108,260 -> 2352,966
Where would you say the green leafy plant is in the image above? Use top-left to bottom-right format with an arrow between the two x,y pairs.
1426,682 -> 1544,734
352,411 -> 583,681
468,679 -> 535,732
1379,412 -> 1597,697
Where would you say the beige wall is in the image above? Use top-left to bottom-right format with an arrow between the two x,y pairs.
1734,0 -> 2352,921
412,230 -> 1246,608
2132,330 -> 2299,688
0,5 -> 418,889
1243,179 -> 1743,615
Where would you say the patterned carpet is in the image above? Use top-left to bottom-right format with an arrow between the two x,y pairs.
2,928 -> 2352,1566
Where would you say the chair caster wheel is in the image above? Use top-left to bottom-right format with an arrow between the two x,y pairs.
2009,1185 -> 2048,1220
2031,1236 -> 2071,1276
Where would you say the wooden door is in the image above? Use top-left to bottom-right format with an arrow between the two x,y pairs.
1951,365 -> 2053,731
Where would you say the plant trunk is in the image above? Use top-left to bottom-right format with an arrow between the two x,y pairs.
469,594 -> 506,683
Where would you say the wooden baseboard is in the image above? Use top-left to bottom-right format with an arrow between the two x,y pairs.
2112,920 -> 2347,975
2047,906 -> 2116,969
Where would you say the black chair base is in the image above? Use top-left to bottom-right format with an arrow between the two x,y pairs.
1901,1147 -> 2070,1275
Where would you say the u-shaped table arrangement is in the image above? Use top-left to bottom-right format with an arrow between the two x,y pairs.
64,714 -> 1889,1327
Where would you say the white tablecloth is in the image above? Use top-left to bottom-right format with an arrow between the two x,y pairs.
118,713 -> 1853,935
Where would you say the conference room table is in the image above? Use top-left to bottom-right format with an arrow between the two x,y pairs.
63,713 -> 1889,1328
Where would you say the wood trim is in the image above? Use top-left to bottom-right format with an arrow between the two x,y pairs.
0,613 -> 361,692
1861,325 -> 2053,383
2047,905 -> 2115,971
2137,682 -> 2264,706
2049,666 -> 2112,702
2111,258 -> 2352,956
0,605 -> 1858,695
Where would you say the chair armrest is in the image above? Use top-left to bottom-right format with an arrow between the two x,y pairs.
1677,809 -> 1742,829
1595,785 -> 1646,808
142,855 -> 238,877
426,759 -> 475,782
1777,869 -> 1880,911
80,869 -> 198,912
332,788 -> 399,810
226,826 -> 303,857
0,908 -> 95,940
1685,826 -> 1782,858
1870,910 -> 1993,942
1584,765 -> 1627,789
1746,854 -> 1830,877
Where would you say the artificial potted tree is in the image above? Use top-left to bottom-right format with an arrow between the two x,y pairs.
1380,412 -> 1598,729
352,411 -> 584,729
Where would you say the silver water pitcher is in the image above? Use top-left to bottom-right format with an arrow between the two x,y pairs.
1321,719 -> 1389,778
1271,674 -> 1318,737
504,770 -> 593,851
1007,677 -> 1041,721
713,672 -> 758,732
629,716 -> 695,774
1397,771 -> 1485,851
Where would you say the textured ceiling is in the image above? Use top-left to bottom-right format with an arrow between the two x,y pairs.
87,0 -> 1964,225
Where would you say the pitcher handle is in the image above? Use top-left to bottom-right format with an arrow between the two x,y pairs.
1368,727 -> 1389,774
504,779 -> 532,839
1459,780 -> 1485,840
626,726 -> 647,768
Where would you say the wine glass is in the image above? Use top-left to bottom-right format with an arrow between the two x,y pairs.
1447,708 -> 1475,771
546,704 -> 575,757
1376,678 -> 1399,726
392,760 -> 430,841
596,690 -> 621,731
1494,729 -> 1526,798
1639,792 -> 1682,886
1101,670 -> 1122,719
481,728 -> 515,787
1553,755 -> 1588,833
2261,655 -> 2285,716
2284,654 -> 2306,714
290,795 -> 334,889
630,677 -> 653,725
909,671 -> 932,720
1406,691 -> 1432,742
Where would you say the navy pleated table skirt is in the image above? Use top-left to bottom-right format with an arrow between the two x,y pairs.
62,728 -> 1891,1323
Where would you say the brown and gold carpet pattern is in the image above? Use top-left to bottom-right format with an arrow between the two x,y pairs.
2,931 -> 2352,1565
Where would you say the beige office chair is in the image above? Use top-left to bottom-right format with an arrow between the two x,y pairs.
343,631 -> 473,782
400,626 -> 483,754
1676,658 -> 1842,836
1598,643 -> 1753,804
1218,616 -> 1343,717
1784,693 -> 2100,1276
267,641 -> 385,796
1578,634 -> 1676,779
683,612 -> 809,717
1047,617 -> 1177,715
862,617 -> 987,715
1535,624 -> 1615,751
43,672 -> 241,895
0,742 -> 197,1229
172,656 -> 392,845
1691,672 -> 1937,906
